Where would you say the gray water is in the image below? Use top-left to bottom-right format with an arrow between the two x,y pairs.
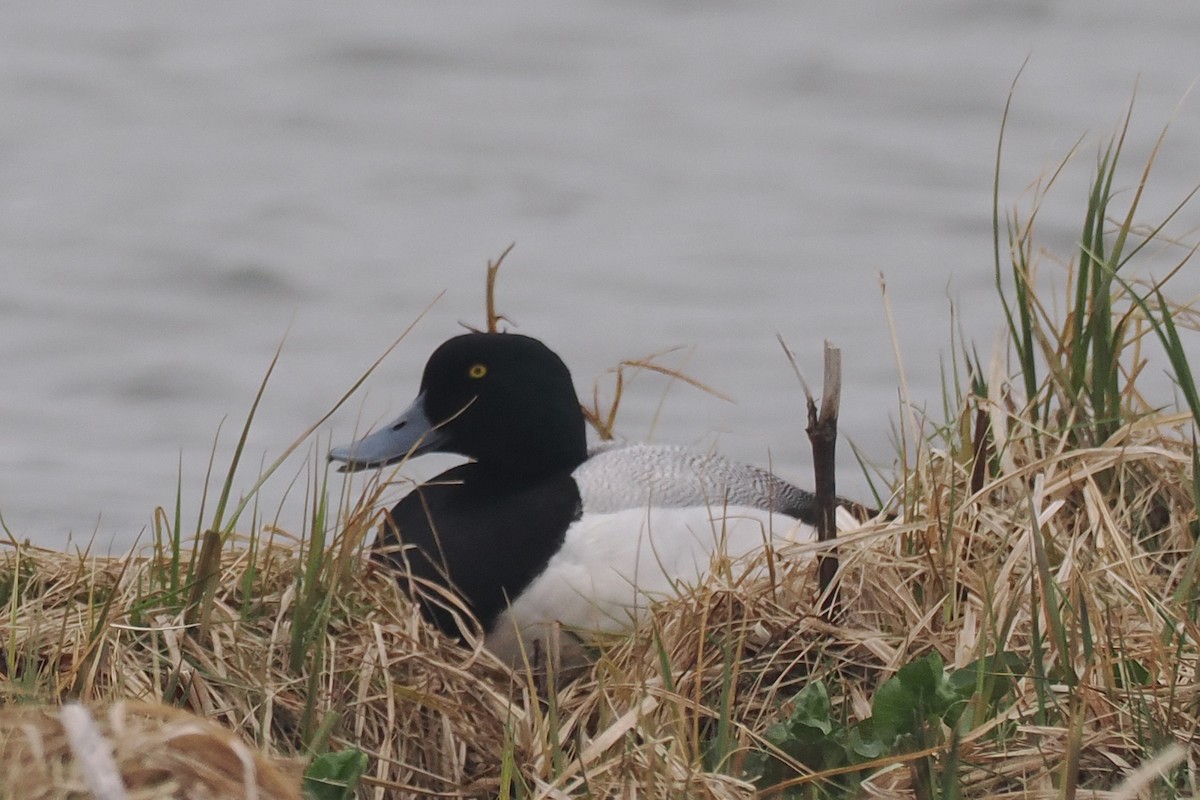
3,2 -> 1200,550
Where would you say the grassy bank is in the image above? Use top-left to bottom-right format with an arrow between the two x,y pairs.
3,106 -> 1199,799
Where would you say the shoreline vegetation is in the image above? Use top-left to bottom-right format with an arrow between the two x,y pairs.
3,102 -> 1200,799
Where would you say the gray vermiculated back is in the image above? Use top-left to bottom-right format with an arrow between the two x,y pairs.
575,442 -> 819,523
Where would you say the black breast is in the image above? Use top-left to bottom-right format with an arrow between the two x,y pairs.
373,463 -> 583,637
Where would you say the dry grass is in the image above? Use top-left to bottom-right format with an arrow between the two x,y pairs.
0,701 -> 303,800
1,403 -> 1197,797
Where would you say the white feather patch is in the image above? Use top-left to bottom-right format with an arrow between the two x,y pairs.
485,504 -> 815,667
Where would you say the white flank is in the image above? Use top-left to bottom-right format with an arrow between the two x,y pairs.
485,504 -> 814,667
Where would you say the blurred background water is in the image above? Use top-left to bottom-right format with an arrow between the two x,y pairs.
2,2 -> 1199,549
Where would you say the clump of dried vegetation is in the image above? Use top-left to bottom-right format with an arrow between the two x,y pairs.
3,103 -> 1200,799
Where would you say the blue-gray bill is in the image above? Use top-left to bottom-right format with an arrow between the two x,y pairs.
328,392 -> 444,472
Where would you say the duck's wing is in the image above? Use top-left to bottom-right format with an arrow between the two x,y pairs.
576,442 -> 822,521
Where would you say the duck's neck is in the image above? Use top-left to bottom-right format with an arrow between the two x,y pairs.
467,457 -> 582,491
468,424 -> 588,485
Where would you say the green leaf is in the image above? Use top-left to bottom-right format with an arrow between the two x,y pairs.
871,671 -> 917,743
897,651 -> 944,697
874,652 -> 965,744
789,679 -> 833,736
845,718 -> 888,760
949,651 -> 1027,704
304,749 -> 368,800
762,721 -> 792,747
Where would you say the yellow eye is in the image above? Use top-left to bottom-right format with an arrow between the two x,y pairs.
468,363 -> 488,379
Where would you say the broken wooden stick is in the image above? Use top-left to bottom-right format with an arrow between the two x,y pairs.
777,335 -> 844,621
807,341 -> 842,621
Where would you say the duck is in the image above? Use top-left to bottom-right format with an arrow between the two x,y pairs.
330,332 -> 840,668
